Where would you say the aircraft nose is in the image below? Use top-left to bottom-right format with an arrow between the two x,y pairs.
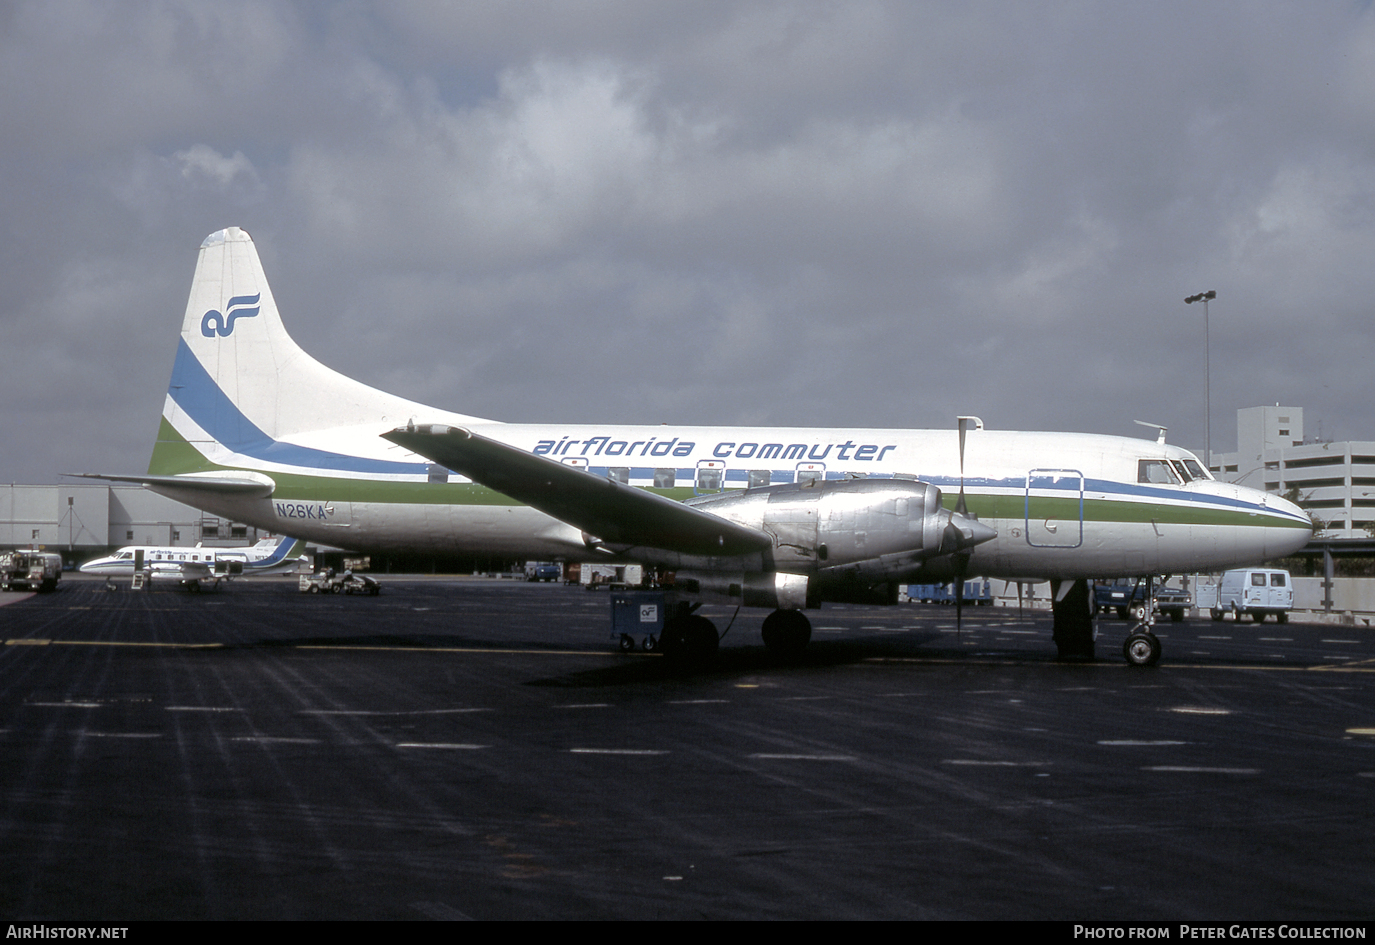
1269,491 -> 1309,522
1258,488 -> 1313,557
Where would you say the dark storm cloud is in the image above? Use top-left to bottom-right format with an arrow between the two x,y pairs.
3,1 -> 1375,484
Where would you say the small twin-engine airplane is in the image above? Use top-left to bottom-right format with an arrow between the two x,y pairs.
76,228 -> 1311,662
79,535 -> 305,589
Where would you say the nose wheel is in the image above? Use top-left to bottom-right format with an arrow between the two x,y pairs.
1122,630 -> 1162,666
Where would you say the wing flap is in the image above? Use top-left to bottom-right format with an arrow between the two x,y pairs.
382,425 -> 771,557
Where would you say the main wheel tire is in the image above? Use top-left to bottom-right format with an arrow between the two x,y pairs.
660,615 -> 718,668
761,609 -> 812,657
1123,632 -> 1162,667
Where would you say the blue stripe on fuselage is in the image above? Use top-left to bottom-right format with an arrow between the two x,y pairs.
168,340 -> 427,476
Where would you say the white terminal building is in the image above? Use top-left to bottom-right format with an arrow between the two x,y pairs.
1206,405 -> 1375,538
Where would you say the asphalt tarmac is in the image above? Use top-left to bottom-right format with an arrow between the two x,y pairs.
2,576 -> 1373,920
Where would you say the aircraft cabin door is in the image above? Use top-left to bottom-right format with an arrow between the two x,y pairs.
1024,469 -> 1084,548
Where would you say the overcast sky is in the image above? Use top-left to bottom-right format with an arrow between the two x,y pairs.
4,1 -> 1374,484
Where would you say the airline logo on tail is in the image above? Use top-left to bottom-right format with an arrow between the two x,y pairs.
201,293 -> 261,338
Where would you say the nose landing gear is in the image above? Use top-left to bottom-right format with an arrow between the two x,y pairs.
1121,575 -> 1163,666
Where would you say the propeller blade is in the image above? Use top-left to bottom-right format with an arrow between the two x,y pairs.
954,416 -> 982,518
952,417 -> 984,638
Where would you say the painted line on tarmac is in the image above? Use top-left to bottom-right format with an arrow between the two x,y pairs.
301,708 -> 492,716
166,706 -> 242,712
1098,739 -> 1188,746
942,759 -> 1049,767
296,644 -> 647,657
6,639 -> 223,648
1142,766 -> 1258,774
568,748 -> 668,755
864,656 -> 1375,673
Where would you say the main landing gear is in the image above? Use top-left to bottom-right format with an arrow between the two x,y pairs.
1052,579 -> 1095,661
660,605 -> 815,668
761,608 -> 812,657
660,609 -> 719,668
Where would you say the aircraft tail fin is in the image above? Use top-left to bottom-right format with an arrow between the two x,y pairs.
149,227 -> 488,479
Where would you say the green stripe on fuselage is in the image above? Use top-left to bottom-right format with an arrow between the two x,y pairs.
957,492 -> 1306,529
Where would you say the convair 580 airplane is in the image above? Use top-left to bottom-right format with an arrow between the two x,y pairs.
79,228 -> 1311,664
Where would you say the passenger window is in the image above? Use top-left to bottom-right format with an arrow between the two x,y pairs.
654,468 -> 675,488
748,470 -> 771,489
796,462 -> 825,484
695,461 -> 724,494
1270,574 -> 1286,587
1251,574 -> 1267,587
607,467 -> 629,485
1138,460 -> 1179,484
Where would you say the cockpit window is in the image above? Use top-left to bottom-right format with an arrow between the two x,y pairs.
1138,459 -> 1180,485
1170,460 -> 1192,483
1182,459 -> 1210,481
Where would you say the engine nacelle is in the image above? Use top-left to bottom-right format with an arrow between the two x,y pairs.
685,477 -> 993,573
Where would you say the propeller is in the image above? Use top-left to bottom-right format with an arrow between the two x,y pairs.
952,416 -> 983,634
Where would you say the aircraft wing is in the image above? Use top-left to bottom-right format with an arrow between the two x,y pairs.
146,561 -> 212,579
382,425 -> 772,557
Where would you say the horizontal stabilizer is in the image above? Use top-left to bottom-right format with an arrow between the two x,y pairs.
382,425 -> 772,558
66,472 -> 276,499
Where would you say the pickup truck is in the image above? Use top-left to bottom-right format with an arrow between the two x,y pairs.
525,562 -> 562,582
1092,578 -> 1191,622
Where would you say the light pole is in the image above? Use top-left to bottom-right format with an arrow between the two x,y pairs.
1185,290 -> 1216,470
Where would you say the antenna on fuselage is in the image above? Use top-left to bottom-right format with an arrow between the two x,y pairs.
1133,420 -> 1168,445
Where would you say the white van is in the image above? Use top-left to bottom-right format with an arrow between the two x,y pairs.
1210,568 -> 1293,623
